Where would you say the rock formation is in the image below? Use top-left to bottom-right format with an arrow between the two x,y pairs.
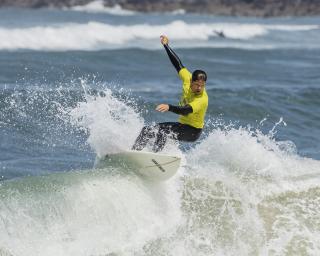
0,0 -> 319,17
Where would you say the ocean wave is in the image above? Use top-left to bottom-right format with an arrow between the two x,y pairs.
0,20 -> 318,51
188,125 -> 320,189
0,167 -> 182,256
66,0 -> 136,15
65,0 -> 186,16
266,24 -> 319,31
180,125 -> 320,254
1,83 -> 320,255
1,117 -> 320,255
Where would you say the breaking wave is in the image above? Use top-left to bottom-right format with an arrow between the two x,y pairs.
0,20 -> 318,51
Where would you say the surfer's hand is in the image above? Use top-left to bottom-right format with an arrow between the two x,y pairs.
160,35 -> 169,45
156,104 -> 169,112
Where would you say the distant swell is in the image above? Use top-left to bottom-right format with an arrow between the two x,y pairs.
0,21 -> 318,51
66,0 -> 136,15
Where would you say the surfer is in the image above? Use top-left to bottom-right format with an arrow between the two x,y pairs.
214,30 -> 226,38
132,35 -> 208,152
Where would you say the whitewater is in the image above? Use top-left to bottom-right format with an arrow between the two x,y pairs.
0,6 -> 320,256
0,21 -> 318,51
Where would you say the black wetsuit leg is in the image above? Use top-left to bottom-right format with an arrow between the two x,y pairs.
131,125 -> 157,151
132,122 -> 202,152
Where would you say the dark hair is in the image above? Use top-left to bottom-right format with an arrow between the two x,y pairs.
192,70 -> 207,82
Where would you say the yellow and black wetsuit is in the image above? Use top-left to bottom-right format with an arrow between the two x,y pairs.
132,44 -> 208,152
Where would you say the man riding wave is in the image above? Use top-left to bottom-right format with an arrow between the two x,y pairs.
132,35 -> 208,152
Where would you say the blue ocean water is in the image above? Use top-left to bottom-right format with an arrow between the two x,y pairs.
0,5 -> 320,256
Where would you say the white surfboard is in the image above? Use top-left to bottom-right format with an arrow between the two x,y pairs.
94,150 -> 181,181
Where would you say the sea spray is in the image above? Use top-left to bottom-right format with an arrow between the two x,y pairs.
0,168 -> 182,255
1,111 -> 320,255
167,123 -> 320,255
68,80 -> 144,156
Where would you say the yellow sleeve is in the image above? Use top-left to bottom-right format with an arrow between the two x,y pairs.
178,68 -> 192,83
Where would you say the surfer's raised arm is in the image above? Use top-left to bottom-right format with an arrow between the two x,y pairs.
160,35 -> 184,73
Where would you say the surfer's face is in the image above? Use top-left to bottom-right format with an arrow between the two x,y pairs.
190,79 -> 205,94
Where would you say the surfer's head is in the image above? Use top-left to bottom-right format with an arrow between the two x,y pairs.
191,70 -> 207,94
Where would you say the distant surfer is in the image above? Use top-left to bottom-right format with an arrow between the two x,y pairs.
214,30 -> 226,38
132,35 -> 208,152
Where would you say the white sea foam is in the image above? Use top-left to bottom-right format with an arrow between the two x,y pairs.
1,90 -> 320,255
178,125 -> 320,255
0,20 -> 318,51
67,0 -> 135,15
185,120 -> 317,199
0,82 -> 184,255
67,81 -> 182,157
66,1 -> 186,16
167,9 -> 186,15
266,24 -> 319,31
68,81 -> 144,156
0,168 -> 182,256
68,82 -> 320,254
